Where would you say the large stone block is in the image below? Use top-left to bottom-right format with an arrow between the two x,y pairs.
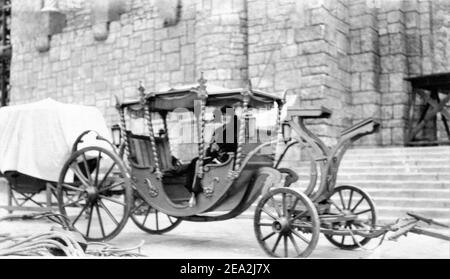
350,53 -> 376,72
295,25 -> 326,43
162,38 -> 180,53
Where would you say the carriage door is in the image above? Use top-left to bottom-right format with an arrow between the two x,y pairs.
0,0 -> 11,107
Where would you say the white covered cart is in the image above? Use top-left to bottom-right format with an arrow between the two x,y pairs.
0,99 -> 132,241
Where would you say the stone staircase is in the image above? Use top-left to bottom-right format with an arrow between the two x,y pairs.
292,146 -> 450,225
242,146 -> 450,227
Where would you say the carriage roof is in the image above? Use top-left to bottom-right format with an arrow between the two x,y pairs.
120,84 -> 283,112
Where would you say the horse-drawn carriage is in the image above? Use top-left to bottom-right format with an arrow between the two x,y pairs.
1,77 -> 448,258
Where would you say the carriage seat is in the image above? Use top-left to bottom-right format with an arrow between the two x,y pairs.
340,118 -> 380,138
127,132 -> 189,176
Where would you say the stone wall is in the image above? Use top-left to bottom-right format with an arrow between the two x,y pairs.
8,0 -> 450,147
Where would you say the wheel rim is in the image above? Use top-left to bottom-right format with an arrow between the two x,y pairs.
130,192 -> 181,234
324,185 -> 377,250
58,146 -> 131,242
254,188 -> 319,258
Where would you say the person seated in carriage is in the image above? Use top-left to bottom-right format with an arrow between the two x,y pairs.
185,105 -> 240,206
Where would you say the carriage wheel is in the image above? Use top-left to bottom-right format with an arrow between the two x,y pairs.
57,146 -> 132,242
254,188 -> 320,258
324,185 -> 377,250
130,191 -> 182,234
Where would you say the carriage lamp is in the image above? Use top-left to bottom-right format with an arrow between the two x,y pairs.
282,121 -> 291,143
111,124 -> 121,147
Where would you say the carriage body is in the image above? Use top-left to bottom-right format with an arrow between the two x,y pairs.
116,80 -> 284,220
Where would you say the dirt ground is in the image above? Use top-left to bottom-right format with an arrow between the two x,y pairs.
0,210 -> 449,259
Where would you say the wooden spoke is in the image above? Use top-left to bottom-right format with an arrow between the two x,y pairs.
347,189 -> 354,210
98,162 -> 117,188
70,164 -> 90,187
98,195 -> 126,206
155,210 -> 159,231
261,232 -> 276,241
338,190 -> 346,209
283,235 -> 288,257
288,234 -> 301,255
261,207 -> 278,221
94,151 -> 101,185
167,216 -> 174,224
270,197 -> 283,217
130,200 -> 146,215
98,181 -> 125,193
95,204 -> 106,238
341,235 -> 345,246
61,183 -> 84,192
72,203 -> 89,225
355,208 -> 372,215
62,196 -> 85,208
142,207 -> 151,226
86,205 -> 94,237
257,223 -> 273,227
348,225 -> 358,245
282,193 -> 287,216
81,153 -> 93,184
329,199 -> 345,214
350,196 -> 364,212
291,229 -> 310,244
292,210 -> 307,221
271,234 -> 282,253
289,197 -> 299,213
98,199 -> 119,226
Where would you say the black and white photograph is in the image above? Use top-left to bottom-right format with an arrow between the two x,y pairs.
0,0 -> 449,266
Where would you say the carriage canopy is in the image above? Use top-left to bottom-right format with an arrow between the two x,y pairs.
119,84 -> 283,112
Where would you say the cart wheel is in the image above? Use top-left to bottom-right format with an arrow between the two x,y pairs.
324,185 -> 377,250
254,188 -> 320,258
57,146 -> 132,242
130,191 -> 182,234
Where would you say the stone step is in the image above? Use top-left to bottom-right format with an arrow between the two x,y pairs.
355,188 -> 449,199
293,181 -> 450,190
375,216 -> 450,227
372,197 -> 450,208
293,166 -> 450,174
345,146 -> 450,155
376,206 -> 450,219
296,173 -> 450,181
342,154 -> 450,161
336,160 -> 448,167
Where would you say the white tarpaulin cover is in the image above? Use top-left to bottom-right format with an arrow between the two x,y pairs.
0,98 -> 112,182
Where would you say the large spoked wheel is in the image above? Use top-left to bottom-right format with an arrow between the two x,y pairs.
130,191 -> 182,234
254,188 -> 320,258
324,185 -> 377,250
57,146 -> 132,242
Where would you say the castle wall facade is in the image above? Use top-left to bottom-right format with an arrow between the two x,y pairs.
9,0 -> 450,146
